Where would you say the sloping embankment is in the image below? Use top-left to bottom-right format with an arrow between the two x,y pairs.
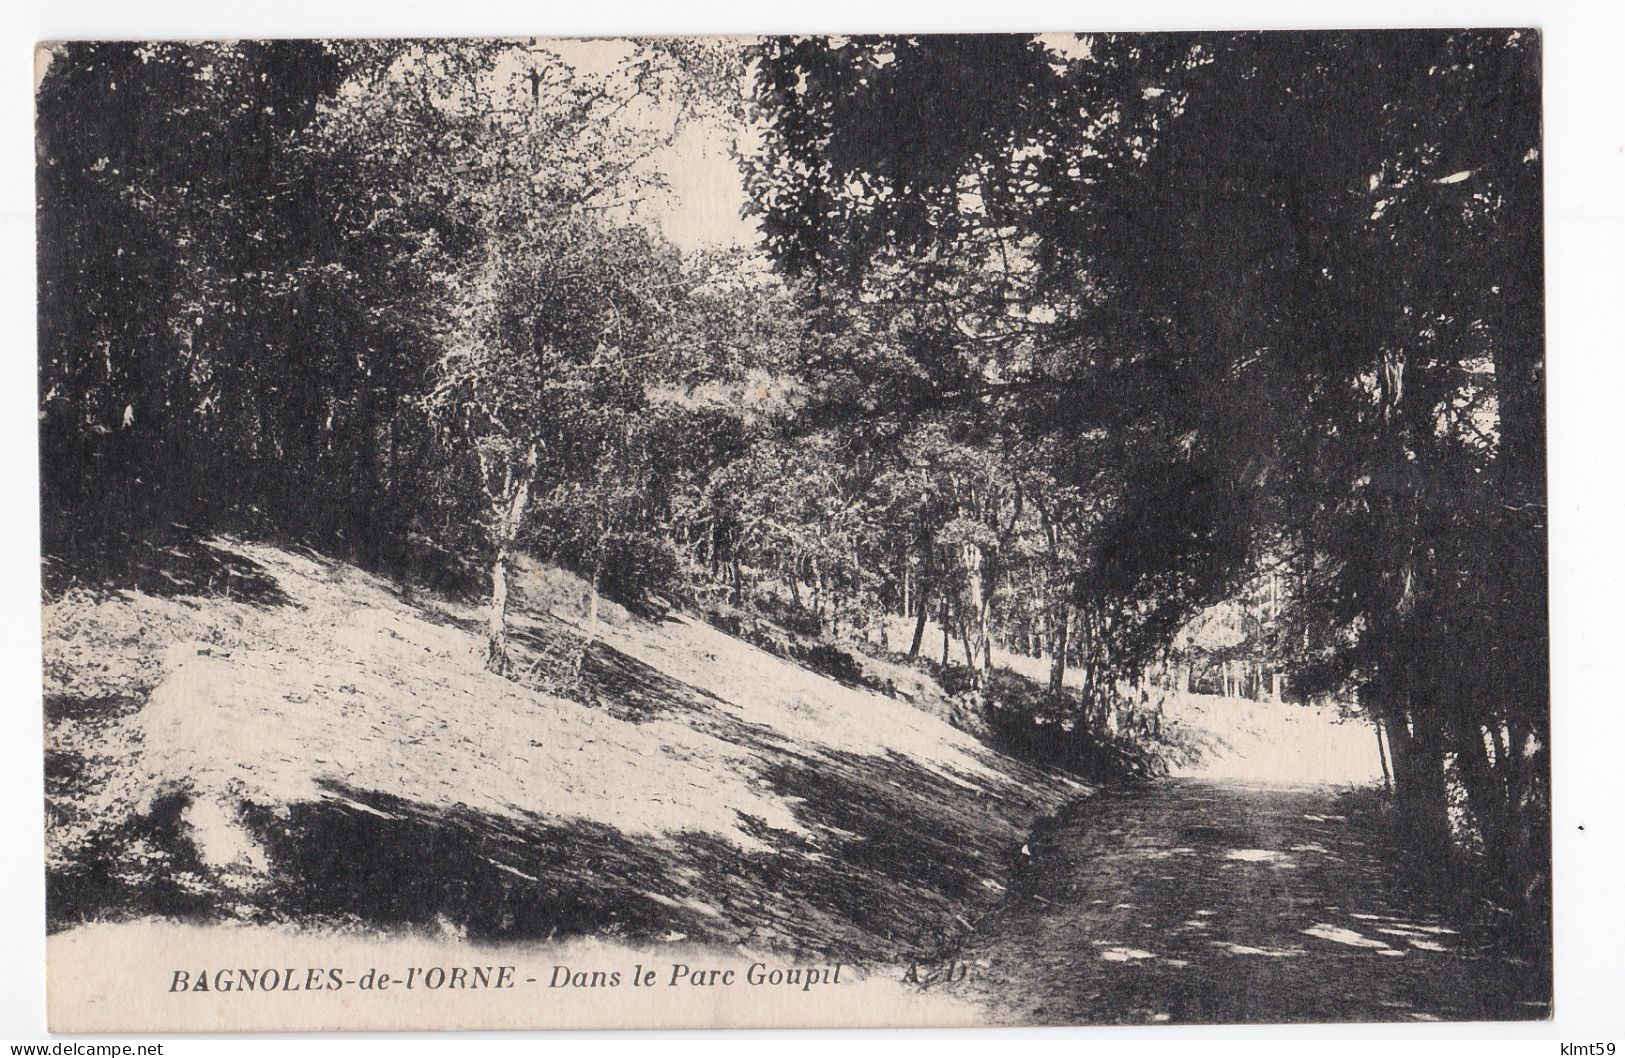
44,537 -> 1087,965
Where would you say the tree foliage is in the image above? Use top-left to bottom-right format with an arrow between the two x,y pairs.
741,30 -> 1546,922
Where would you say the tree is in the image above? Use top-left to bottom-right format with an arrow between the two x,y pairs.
392,40 -> 732,672
742,31 -> 1547,913
36,41 -> 352,548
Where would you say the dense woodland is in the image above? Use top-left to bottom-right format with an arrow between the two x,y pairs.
38,34 -> 1547,945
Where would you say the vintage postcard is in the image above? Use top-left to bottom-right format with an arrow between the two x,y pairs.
37,31 -> 1551,1031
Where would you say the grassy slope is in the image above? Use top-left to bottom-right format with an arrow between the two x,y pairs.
44,537 -> 1087,965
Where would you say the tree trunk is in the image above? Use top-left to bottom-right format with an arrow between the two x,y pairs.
486,546 -> 512,674
1375,717 -> 1393,795
959,543 -> 990,677
1391,703 -> 1451,850
484,445 -> 538,675
1048,606 -> 1070,696
908,590 -> 929,658
1450,710 -> 1516,884
586,562 -> 601,639
1412,719 -> 1452,844
570,550 -> 605,684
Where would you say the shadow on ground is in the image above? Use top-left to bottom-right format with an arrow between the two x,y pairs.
49,621 -> 1068,967
44,530 -> 293,608
940,779 -> 1553,1025
224,737 -> 1039,965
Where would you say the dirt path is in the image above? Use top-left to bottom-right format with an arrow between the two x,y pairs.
939,779 -> 1547,1026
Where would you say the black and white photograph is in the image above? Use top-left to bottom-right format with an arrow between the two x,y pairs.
29,26 -> 1574,1033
